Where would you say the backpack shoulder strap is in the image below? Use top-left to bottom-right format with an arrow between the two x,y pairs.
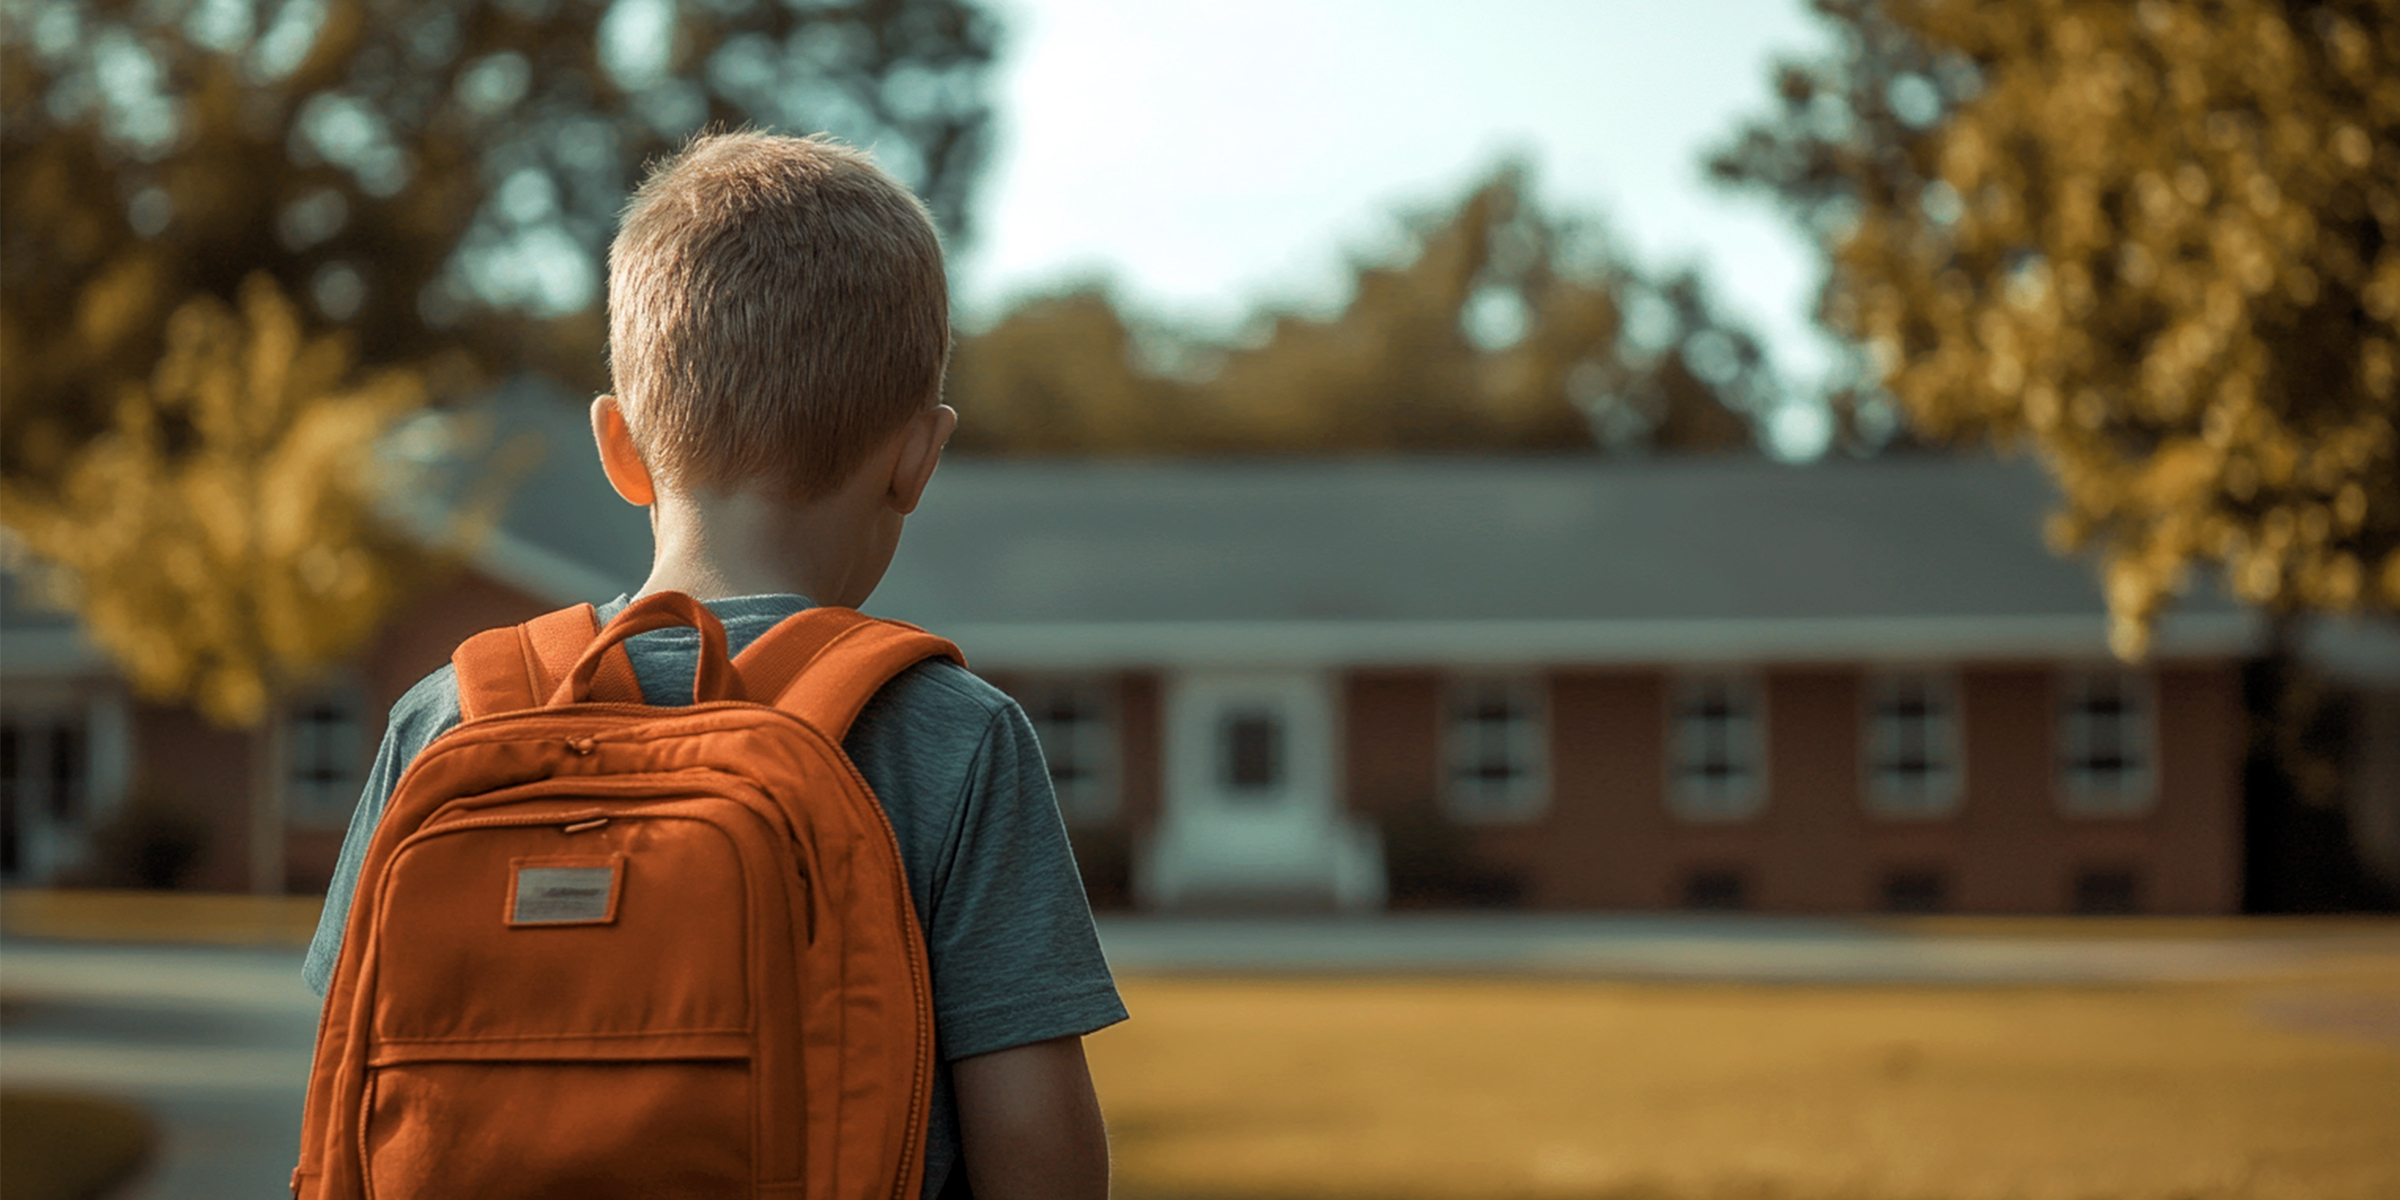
733,607 -> 965,743
452,603 -> 645,719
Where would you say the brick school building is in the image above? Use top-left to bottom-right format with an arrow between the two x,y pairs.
2,386 -> 2335,914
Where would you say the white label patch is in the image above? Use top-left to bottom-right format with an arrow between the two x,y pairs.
510,864 -> 619,925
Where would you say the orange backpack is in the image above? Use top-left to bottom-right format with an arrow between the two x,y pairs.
295,592 -> 959,1200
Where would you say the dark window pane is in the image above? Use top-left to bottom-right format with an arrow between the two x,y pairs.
48,725 -> 83,820
1222,713 -> 1281,791
2072,869 -> 2142,915
1880,869 -> 1948,914
1682,869 -> 1749,911
0,724 -> 17,873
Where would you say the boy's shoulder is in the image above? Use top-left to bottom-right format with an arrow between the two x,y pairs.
385,661 -> 466,759
863,656 -> 1018,729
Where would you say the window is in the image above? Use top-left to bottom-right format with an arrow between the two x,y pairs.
1,725 -> 19,876
286,692 -> 365,821
1219,710 -> 1284,795
1443,676 -> 1547,823
1019,678 -> 1119,825
1668,673 -> 1766,821
1682,868 -> 1750,911
0,714 -> 90,879
1865,670 -> 1962,818
1879,867 -> 1950,914
2057,669 -> 2157,816
2071,868 -> 2143,914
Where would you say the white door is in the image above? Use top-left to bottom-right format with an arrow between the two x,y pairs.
1139,669 -> 1383,911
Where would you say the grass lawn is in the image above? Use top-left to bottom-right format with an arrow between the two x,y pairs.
0,1091 -> 154,1200
1087,950 -> 2399,1200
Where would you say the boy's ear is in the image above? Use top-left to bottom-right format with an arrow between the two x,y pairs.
591,395 -> 657,507
886,403 -> 957,517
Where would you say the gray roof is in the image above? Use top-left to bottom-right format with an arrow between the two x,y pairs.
446,384 -> 2257,668
884,456 -> 2129,624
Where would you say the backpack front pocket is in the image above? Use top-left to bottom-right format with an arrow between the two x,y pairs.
363,1059 -> 750,1198
372,807 -> 756,1046
360,801 -> 778,1194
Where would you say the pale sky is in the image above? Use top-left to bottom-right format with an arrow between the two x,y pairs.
954,0 -> 1843,411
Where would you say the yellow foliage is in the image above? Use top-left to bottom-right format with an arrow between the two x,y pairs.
0,276 -> 428,727
1818,0 -> 2400,656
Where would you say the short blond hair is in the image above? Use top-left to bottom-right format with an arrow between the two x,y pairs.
607,131 -> 949,500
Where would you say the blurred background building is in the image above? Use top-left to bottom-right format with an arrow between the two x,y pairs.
5,380 -> 2393,915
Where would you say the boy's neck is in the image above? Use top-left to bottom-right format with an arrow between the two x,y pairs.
636,481 -> 900,610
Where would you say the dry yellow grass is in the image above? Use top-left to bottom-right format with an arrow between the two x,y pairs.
0,888 -> 322,946
1088,957 -> 2400,1200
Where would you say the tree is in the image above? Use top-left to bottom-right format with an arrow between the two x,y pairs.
1713,0 -> 2400,657
950,166 -> 1773,456
1,0 -> 998,721
4,276 -> 428,727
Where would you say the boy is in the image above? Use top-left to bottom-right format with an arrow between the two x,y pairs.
305,131 -> 1123,1199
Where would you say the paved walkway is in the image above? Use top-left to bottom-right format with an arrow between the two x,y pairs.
1093,913 -> 2400,983
1,942 -> 316,1199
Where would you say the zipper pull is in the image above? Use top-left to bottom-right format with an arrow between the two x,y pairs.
563,817 -> 609,834
566,736 -> 598,756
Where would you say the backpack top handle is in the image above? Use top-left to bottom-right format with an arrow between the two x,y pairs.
549,591 -> 745,707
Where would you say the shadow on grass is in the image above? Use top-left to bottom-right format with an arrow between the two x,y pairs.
0,1090 -> 155,1200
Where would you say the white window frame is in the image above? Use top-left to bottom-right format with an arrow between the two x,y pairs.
1667,671 -> 1767,822
1,714 -> 88,826
1441,675 -> 1549,824
0,691 -> 109,884
1863,669 -> 1964,819
2056,667 -> 2158,817
1018,676 -> 1121,825
284,687 -> 368,827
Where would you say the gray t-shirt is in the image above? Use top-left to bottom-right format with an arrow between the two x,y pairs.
305,594 -> 1127,1199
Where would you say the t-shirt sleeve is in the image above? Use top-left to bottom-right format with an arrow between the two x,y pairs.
919,700 -> 1129,1061
303,666 -> 463,997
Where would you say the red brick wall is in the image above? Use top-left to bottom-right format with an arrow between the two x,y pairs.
1755,669 -> 1868,912
1335,660 -> 2246,915
1117,672 -> 1162,829
2152,663 -> 2243,913
1341,671 -> 1442,821
130,702 -> 257,893
1947,662 -> 2244,915
1549,670 -> 1670,909
285,828 -> 346,894
1953,665 -> 2059,911
360,571 -> 556,725
1473,670 -> 1664,908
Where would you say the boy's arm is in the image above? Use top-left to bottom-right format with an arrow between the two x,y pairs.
952,1035 -> 1109,1200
